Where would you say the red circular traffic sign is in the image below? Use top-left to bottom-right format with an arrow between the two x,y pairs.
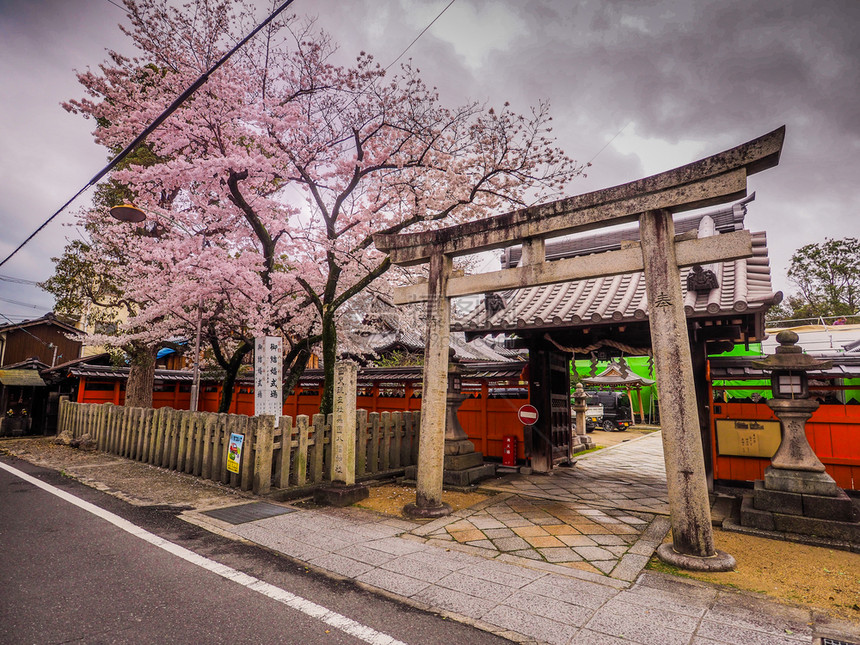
517,404 -> 539,425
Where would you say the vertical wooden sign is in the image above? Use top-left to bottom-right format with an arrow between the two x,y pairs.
254,336 -> 282,427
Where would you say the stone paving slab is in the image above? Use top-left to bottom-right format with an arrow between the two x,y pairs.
182,428 -> 860,644
481,432 -> 671,515
412,490 -> 668,581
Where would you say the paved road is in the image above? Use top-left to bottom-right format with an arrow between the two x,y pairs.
0,458 -> 508,645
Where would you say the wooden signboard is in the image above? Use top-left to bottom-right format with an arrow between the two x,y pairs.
716,419 -> 782,458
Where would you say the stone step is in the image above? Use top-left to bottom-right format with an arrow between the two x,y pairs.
443,451 -> 485,470
740,495 -> 860,543
753,480 -> 860,522
709,494 -> 738,527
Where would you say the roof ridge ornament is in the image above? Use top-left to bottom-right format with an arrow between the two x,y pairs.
687,264 -> 720,293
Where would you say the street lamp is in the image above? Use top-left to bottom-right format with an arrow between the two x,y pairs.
109,203 -> 204,412
109,204 -> 146,223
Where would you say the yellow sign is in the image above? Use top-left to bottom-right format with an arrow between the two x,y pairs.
226,433 -> 244,474
716,419 -> 782,458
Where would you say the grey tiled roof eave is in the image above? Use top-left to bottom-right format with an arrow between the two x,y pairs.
454,227 -> 780,335
710,355 -> 860,380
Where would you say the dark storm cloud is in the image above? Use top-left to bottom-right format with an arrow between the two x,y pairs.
0,0 -> 857,317
485,1 -> 859,139
433,0 -> 860,290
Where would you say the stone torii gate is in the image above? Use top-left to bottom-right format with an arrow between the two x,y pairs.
374,127 -> 785,571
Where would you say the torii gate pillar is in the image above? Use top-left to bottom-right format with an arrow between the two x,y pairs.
640,210 -> 735,571
403,251 -> 453,518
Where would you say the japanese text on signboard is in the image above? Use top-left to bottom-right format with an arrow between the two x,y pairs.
254,336 -> 283,424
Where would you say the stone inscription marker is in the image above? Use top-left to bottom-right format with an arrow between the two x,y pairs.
375,127 -> 785,569
331,360 -> 357,486
254,336 -> 282,427
313,360 -> 368,507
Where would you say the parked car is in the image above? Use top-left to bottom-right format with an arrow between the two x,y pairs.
584,390 -> 632,432
584,398 -> 603,433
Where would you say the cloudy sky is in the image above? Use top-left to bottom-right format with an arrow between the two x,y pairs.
0,0 -> 858,324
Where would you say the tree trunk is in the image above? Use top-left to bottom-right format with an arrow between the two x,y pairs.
283,342 -> 317,398
217,341 -> 252,413
319,314 -> 337,416
125,342 -> 156,408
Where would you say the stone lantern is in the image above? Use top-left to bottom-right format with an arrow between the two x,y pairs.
572,383 -> 595,452
404,349 -> 495,490
751,330 -> 834,493
737,330 -> 859,543
441,349 -> 496,487
444,349 -> 471,452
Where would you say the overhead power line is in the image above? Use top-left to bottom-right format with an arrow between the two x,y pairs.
587,121 -> 632,166
0,0 -> 299,269
384,0 -> 456,73
0,295 -> 52,310
2,0 -> 455,270
0,273 -> 40,286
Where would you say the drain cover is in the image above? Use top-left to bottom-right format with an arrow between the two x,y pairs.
820,638 -> 858,645
202,502 -> 296,524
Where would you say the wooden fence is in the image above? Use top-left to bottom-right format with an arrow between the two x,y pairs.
57,398 -> 420,496
74,364 -> 530,461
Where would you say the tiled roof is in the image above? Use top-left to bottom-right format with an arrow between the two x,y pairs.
709,356 -> 860,380
43,352 -> 112,374
1,357 -> 49,371
69,366 -> 197,382
453,200 -> 780,334
362,330 -> 523,362
67,361 -> 527,386
581,360 -> 655,387
297,362 -> 526,387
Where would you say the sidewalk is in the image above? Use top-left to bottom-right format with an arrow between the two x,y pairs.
5,433 -> 859,644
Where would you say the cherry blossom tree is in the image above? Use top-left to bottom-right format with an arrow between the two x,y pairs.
64,0 -> 585,414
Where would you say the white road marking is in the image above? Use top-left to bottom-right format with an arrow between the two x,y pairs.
0,460 -> 405,645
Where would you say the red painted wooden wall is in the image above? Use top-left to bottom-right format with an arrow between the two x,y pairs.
710,397 -> 860,491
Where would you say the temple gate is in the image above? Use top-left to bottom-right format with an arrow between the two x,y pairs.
374,127 -> 785,570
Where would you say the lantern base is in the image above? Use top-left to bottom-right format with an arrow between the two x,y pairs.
738,493 -> 860,544
764,466 -> 840,497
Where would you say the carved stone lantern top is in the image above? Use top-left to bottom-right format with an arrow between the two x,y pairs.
751,330 -> 832,373
752,330 -> 832,401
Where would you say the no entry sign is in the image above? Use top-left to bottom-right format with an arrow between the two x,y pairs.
517,404 -> 539,425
